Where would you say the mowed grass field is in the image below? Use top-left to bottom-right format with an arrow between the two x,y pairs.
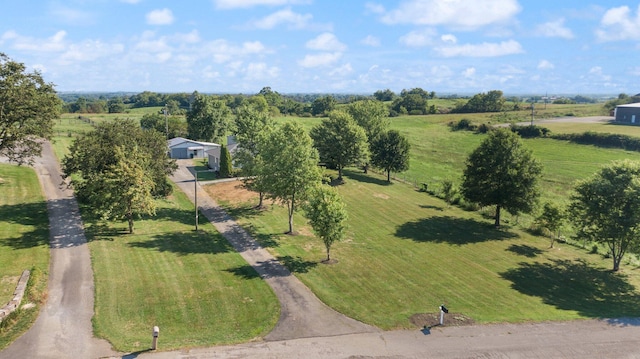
87,185 -> 279,352
0,164 -> 49,349
207,167 -> 640,329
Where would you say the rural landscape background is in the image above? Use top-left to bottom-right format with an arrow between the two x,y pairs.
2,0 -> 640,355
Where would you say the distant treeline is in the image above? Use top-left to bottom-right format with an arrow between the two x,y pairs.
58,87 -> 612,117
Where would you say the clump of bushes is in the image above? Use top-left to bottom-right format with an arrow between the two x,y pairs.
509,124 -> 551,138
551,131 -> 640,152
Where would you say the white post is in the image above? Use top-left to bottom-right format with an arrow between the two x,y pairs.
439,309 -> 444,325
152,326 -> 159,350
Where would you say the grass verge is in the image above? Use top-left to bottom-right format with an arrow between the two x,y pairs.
0,164 -> 49,350
88,183 -> 279,352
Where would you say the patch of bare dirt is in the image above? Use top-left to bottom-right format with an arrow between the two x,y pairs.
373,193 -> 389,200
204,180 -> 259,204
409,312 -> 475,328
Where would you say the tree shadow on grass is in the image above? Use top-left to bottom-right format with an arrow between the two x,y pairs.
395,216 -> 517,245
0,202 -> 49,249
225,255 -> 316,280
128,231 -> 233,255
343,169 -> 391,186
501,259 -> 640,319
506,244 -> 544,258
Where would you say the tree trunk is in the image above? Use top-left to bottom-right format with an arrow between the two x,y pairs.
387,170 -> 391,182
363,163 -> 368,174
287,199 -> 294,234
326,246 -> 331,262
494,205 -> 501,227
613,255 -> 620,271
127,201 -> 134,234
257,191 -> 264,209
338,166 -> 343,181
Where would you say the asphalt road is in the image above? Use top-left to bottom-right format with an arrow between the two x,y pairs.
0,142 -> 117,359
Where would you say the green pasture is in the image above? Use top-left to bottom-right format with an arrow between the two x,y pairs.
0,164 -> 49,349
211,168 -> 640,328
88,184 -> 279,352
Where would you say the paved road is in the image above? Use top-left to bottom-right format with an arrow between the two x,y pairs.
169,161 -> 378,341
0,142 -> 117,359
135,318 -> 640,359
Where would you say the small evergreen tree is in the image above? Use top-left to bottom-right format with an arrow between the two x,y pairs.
219,144 -> 232,178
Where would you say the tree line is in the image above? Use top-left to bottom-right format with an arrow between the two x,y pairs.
3,52 -> 639,270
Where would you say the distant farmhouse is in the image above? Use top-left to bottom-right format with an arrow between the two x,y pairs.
167,136 -> 239,172
615,103 -> 640,125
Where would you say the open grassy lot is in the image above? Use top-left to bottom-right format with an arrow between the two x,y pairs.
206,170 -> 640,329
88,184 -> 279,352
0,164 -> 49,349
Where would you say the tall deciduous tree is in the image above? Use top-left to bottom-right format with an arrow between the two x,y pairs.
461,129 -> 542,227
310,110 -> 368,181
304,185 -> 348,262
347,100 -> 389,173
261,122 -> 322,234
84,146 -> 156,233
63,118 -> 177,210
535,202 -> 565,248
186,94 -> 231,143
370,130 -> 411,182
233,105 -> 275,208
570,160 -> 640,271
0,53 -> 61,165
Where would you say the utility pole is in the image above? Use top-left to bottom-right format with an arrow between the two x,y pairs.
194,171 -> 199,231
531,101 -> 535,126
163,104 -> 169,139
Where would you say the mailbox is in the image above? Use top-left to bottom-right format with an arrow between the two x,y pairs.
440,305 -> 449,314
152,326 -> 160,350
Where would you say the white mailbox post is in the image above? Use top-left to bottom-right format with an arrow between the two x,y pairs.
152,326 -> 160,350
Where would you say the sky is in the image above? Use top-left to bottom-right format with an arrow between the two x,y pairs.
1,0 -> 639,95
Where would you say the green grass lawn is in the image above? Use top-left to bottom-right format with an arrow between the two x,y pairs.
209,168 -> 640,329
88,184 -> 279,352
0,164 -> 49,349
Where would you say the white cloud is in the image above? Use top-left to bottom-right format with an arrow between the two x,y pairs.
172,30 -> 201,44
440,34 -> 457,44
305,33 -> 346,51
596,5 -> 640,41
214,0 -> 309,9
399,28 -> 437,47
329,63 -> 353,76
121,0 -> 142,3
49,4 -> 96,26
146,9 -> 174,25
380,0 -> 520,29
436,40 -> 524,57
538,60 -> 555,70
244,62 -> 280,80
251,8 -> 313,29
5,30 -> 68,52
462,67 -> 476,77
298,52 -> 342,68
59,40 -> 125,64
361,35 -> 381,47
535,18 -> 574,39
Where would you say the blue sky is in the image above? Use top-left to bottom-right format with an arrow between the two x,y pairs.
1,0 -> 638,95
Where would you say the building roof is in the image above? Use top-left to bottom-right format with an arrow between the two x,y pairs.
167,137 -> 219,148
617,102 -> 640,108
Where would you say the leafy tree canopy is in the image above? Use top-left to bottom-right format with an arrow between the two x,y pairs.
0,52 -> 62,164
261,122 -> 322,234
370,129 -> 411,182
570,160 -> 640,271
304,185 -> 348,262
461,128 -> 542,227
310,110 -> 369,181
186,94 -> 232,143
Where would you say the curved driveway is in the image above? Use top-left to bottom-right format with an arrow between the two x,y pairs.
170,161 -> 378,341
0,142 -> 117,359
